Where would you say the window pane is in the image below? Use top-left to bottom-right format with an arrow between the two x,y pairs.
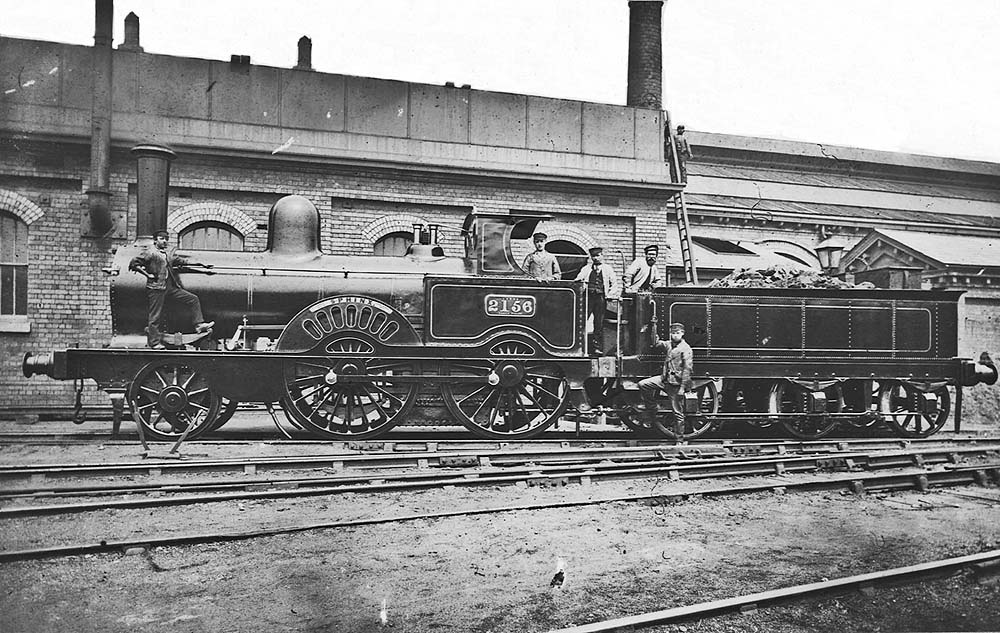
14,264 -> 27,315
0,264 -> 12,315
0,214 -> 12,262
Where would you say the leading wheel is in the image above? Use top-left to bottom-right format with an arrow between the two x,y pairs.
879,381 -> 950,438
441,360 -> 568,440
769,380 -> 842,440
652,380 -> 720,440
127,361 -> 221,442
281,356 -> 420,440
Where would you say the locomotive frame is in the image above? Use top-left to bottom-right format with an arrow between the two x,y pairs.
21,146 -> 997,442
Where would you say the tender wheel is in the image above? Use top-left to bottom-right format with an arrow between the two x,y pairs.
879,381 -> 950,438
441,360 -> 569,439
206,398 -> 239,432
769,380 -> 842,440
127,361 -> 221,442
281,357 -> 420,440
586,379 -> 656,435
841,379 -> 881,428
652,380 -> 720,440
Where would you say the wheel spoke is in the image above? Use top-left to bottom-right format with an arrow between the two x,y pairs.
457,384 -> 492,406
467,387 -> 498,420
153,369 -> 169,388
516,383 -> 547,416
367,381 -> 404,407
521,376 -> 561,401
307,387 -> 335,419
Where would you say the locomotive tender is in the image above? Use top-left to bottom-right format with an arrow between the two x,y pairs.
22,146 -> 997,442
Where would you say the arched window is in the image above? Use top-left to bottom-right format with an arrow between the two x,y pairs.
374,231 -> 413,257
0,211 -> 28,316
178,221 -> 244,251
547,239 -> 587,280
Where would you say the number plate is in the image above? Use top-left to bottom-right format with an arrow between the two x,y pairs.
485,294 -> 536,318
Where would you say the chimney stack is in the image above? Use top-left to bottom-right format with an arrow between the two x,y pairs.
626,0 -> 663,110
295,36 -> 313,70
86,0 -> 114,237
118,12 -> 143,51
131,144 -> 177,242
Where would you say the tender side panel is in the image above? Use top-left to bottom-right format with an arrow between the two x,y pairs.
643,289 -> 961,380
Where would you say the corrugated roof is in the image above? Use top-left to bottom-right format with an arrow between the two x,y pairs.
684,193 -> 1000,228
875,229 -> 1000,267
689,163 -> 1000,202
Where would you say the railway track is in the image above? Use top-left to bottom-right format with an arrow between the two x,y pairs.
1,440 -> 998,518
2,436 -> 997,482
1,463 -> 997,563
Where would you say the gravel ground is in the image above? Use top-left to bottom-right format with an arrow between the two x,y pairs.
2,419 -> 1000,632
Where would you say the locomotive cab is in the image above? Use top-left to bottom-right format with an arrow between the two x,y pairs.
462,211 -> 552,276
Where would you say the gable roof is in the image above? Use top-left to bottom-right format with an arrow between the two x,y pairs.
843,228 -> 1000,270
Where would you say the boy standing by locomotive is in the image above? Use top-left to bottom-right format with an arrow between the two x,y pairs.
129,229 -> 214,349
638,320 -> 693,437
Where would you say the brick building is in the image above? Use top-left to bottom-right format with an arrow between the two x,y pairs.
1,3 -> 998,420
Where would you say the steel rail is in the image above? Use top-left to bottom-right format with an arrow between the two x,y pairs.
2,438 -> 997,483
547,548 -> 1000,633
0,453 -> 862,517
0,465 -> 993,563
0,440 -> 992,488
2,449 -> 997,519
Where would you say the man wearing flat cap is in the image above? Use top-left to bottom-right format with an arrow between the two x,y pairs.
522,232 -> 561,281
639,319 -> 694,436
625,245 -> 663,293
574,246 -> 620,355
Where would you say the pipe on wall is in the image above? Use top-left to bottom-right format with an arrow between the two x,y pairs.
86,0 -> 114,237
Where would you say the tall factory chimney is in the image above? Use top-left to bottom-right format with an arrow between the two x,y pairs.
86,0 -> 114,236
626,0 -> 663,110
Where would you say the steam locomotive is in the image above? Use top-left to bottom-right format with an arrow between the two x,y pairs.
22,147 -> 998,442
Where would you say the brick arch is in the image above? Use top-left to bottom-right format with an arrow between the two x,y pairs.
533,222 -> 599,251
168,202 -> 257,236
360,214 -> 430,245
0,190 -> 44,225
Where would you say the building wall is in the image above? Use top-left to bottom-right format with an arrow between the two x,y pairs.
0,141 -> 663,407
960,293 -> 1000,424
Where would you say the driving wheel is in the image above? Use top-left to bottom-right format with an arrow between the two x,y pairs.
281,356 -> 420,440
441,360 -> 568,440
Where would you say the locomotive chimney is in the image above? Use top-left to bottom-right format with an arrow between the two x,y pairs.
130,144 -> 177,241
626,0 -> 663,109
412,223 -> 423,244
295,36 -> 313,70
428,224 -> 440,245
86,0 -> 114,237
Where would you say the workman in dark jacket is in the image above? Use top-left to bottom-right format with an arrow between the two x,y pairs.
638,320 -> 694,434
129,229 -> 214,349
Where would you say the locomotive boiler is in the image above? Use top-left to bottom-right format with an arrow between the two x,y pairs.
22,144 -> 997,443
